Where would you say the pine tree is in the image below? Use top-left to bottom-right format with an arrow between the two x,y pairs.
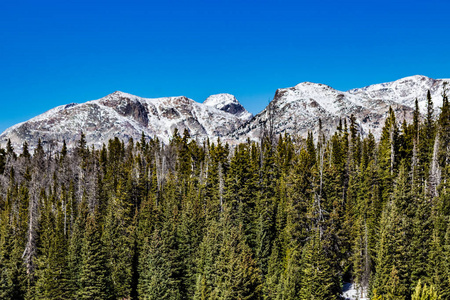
378,107 -> 399,201
373,164 -> 413,299
78,212 -> 111,300
410,186 -> 432,287
21,141 -> 31,159
213,221 -> 262,299
67,193 -> 87,298
0,180 -> 28,299
0,201 -> 15,299
34,191 -> 70,299
264,238 -> 284,299
428,217 -> 450,298
300,229 -> 336,299
412,279 -> 441,300
138,228 -> 182,300
224,142 -> 258,247
417,91 -> 436,183
6,139 -> 16,160
193,219 -> 222,300
194,213 -> 261,300
102,177 -> 135,299
177,181 -> 205,299
276,247 -> 302,300
255,138 -> 278,278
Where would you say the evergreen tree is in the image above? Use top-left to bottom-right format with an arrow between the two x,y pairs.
412,280 -> 441,300
378,107 -> 399,201
34,191 -> 70,299
67,193 -> 87,298
102,178 -> 135,299
78,213 -> 111,300
177,181 -> 205,299
213,221 -> 261,299
193,219 -> 222,300
410,187 -> 432,287
417,91 -> 436,183
194,213 -> 261,300
224,142 -> 258,247
138,228 -> 182,300
21,141 -> 31,159
300,229 -> 336,299
0,202 -> 15,299
373,164 -> 413,299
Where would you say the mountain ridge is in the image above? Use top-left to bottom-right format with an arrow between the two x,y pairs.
231,75 -> 449,142
1,75 -> 449,151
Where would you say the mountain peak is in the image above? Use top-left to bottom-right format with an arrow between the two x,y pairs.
204,93 -> 238,107
390,75 -> 434,86
294,81 -> 333,90
1,75 -> 449,152
397,74 -> 430,81
204,94 -> 252,121
103,90 -> 139,100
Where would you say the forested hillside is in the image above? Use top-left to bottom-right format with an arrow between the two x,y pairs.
0,91 -> 449,300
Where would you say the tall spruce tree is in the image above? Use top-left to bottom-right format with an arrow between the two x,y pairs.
78,212 -> 111,300
138,229 -> 182,300
300,229 -> 336,299
102,177 -> 136,299
373,164 -> 414,299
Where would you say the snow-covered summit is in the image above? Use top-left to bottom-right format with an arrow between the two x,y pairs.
1,75 -> 449,151
204,93 -> 252,121
204,93 -> 237,107
0,91 -> 253,151
347,75 -> 450,111
232,75 -> 449,142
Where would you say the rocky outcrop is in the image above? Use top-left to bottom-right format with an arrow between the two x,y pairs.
232,75 -> 449,141
1,75 -> 448,152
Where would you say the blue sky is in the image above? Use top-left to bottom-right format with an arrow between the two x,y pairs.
1,0 -> 449,132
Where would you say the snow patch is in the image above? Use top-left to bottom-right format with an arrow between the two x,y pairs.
342,282 -> 368,300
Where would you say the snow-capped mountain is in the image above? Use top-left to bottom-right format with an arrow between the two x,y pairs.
232,75 -> 449,141
0,91 -> 251,151
204,93 -> 253,121
0,75 -> 448,151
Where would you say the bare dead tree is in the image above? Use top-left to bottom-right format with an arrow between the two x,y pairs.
390,123 -> 395,176
428,136 -> 441,199
260,98 -> 276,146
411,140 -> 418,184
23,175 -> 39,278
218,162 -> 224,213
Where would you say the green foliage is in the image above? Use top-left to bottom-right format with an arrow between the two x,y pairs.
138,229 -> 181,300
412,280 -> 441,300
300,229 -> 336,299
34,191 -> 70,299
373,164 -> 414,299
102,178 -> 136,299
0,96 -> 449,299
194,214 -> 261,300
78,213 -> 111,299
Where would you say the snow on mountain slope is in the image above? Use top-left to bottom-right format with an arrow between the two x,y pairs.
0,91 -> 250,151
232,75 -> 449,141
203,93 -> 253,121
348,75 -> 449,112
1,75 -> 448,151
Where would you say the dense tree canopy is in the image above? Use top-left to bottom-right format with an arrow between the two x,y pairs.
0,90 -> 449,299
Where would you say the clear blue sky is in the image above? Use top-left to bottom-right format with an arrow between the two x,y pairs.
1,0 -> 449,132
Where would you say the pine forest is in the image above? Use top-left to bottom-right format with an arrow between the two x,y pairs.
1,90 -> 450,300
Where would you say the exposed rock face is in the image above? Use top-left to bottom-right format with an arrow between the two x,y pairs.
232,75 -> 449,141
203,93 -> 253,121
0,91 -> 251,151
0,75 -> 448,151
